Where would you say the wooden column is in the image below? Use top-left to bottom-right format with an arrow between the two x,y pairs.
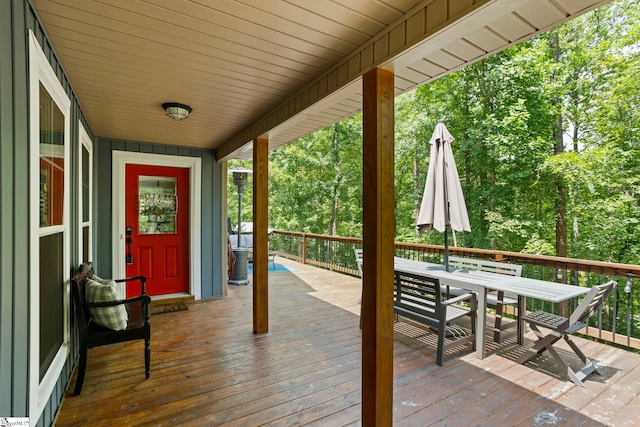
361,67 -> 395,426
253,137 -> 269,334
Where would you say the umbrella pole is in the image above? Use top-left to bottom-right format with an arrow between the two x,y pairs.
444,226 -> 449,272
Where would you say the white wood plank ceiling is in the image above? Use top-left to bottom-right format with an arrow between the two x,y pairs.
32,0 -> 610,160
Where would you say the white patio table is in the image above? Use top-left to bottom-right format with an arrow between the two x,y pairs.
393,257 -> 590,359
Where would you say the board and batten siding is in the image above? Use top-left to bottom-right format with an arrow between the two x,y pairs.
5,1 -> 223,424
95,139 -> 224,299
0,0 -> 30,419
1,1 -> 95,425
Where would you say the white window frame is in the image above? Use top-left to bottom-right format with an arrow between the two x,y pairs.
28,30 -> 71,422
79,122 -> 93,263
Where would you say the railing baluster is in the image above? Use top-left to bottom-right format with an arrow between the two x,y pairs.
270,229 -> 639,350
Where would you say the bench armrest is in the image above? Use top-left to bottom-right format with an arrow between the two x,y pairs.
441,292 -> 475,306
115,275 -> 147,295
85,294 -> 151,308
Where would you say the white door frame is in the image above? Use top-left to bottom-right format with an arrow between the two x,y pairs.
112,151 -> 202,300
79,122 -> 93,264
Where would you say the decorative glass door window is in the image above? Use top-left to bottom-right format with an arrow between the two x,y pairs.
138,176 -> 177,234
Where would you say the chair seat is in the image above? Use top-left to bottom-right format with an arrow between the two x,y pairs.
522,310 -> 566,328
395,294 -> 471,323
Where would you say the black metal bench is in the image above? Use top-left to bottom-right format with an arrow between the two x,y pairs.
70,263 -> 151,395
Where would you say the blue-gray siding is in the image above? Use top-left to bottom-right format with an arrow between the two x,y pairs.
95,138 -> 224,298
1,1 -> 87,425
0,0 -> 30,419
0,1 -> 224,425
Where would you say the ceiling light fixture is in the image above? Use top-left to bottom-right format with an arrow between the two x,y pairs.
162,103 -> 192,120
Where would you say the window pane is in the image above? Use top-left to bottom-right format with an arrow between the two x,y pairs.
39,83 -> 65,227
39,232 -> 64,381
138,176 -> 177,234
82,145 -> 89,222
82,225 -> 90,264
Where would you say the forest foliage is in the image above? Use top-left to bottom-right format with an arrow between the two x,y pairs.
229,0 -> 640,265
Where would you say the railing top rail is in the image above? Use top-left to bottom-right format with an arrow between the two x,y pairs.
272,230 -> 640,276
272,229 -> 363,245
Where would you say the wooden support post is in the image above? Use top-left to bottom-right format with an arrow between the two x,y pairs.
302,234 -> 307,264
361,67 -> 395,427
253,137 -> 269,334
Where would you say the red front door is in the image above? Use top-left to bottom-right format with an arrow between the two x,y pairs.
125,164 -> 190,297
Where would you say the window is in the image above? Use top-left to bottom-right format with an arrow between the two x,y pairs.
29,30 -> 71,421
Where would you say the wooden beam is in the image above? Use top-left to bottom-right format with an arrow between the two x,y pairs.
361,67 -> 395,427
253,137 -> 269,334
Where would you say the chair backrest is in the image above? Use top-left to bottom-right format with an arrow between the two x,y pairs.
393,270 -> 443,317
570,280 -> 617,326
354,248 -> 363,278
449,256 -> 522,277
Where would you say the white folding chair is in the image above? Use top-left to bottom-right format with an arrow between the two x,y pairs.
517,281 -> 617,387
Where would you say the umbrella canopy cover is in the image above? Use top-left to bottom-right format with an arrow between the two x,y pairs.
416,123 -> 471,234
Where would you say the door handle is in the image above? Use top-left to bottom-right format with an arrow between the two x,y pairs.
126,226 -> 133,264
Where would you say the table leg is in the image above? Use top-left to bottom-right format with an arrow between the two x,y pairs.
517,295 -> 525,345
476,287 -> 487,359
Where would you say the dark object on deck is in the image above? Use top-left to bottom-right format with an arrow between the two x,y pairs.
229,247 -> 249,285
70,263 -> 150,395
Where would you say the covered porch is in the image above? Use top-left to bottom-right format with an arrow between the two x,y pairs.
55,258 -> 640,426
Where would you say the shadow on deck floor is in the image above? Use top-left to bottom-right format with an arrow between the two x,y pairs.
55,258 -> 640,426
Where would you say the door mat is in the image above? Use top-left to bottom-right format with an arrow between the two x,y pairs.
150,296 -> 193,315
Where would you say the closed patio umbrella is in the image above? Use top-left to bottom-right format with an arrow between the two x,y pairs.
416,122 -> 470,271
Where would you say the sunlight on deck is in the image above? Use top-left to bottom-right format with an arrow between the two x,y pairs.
54,258 -> 640,426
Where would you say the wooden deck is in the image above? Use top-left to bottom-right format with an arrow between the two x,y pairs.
55,258 -> 640,426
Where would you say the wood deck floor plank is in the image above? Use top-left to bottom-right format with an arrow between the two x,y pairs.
392,355 -> 513,421
60,341 -> 363,424
71,307 -> 362,387
301,402 -> 362,427
394,374 -> 513,426
580,360 -> 640,424
64,328 -> 362,409
607,391 -> 640,426
259,389 -> 362,426
54,258 -> 640,427
220,378 -> 362,426
132,358 -> 363,426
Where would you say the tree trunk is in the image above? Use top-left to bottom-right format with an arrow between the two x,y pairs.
413,143 -> 420,225
329,124 -> 340,237
412,90 -> 421,228
550,31 -> 568,259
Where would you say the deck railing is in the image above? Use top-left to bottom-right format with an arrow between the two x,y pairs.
269,229 -> 640,351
